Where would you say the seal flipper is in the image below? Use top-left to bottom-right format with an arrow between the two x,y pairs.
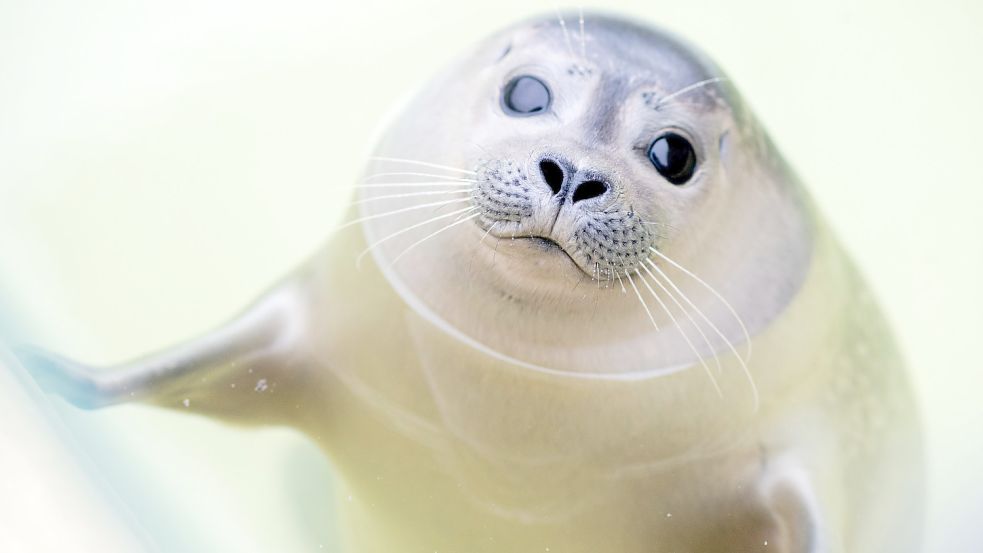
751,456 -> 826,553
16,276 -> 314,427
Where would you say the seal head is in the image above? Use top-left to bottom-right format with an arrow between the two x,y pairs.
360,14 -> 813,379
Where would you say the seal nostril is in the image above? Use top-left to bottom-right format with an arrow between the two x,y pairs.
572,180 -> 608,203
539,159 -> 564,195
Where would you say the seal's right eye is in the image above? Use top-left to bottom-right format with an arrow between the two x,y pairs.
502,76 -> 551,116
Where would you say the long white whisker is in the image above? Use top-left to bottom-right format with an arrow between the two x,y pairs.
655,77 -> 728,108
451,206 -> 478,223
479,222 -> 497,245
352,182 -> 473,189
353,189 -> 469,205
645,259 -> 743,363
334,198 -> 471,233
646,259 -> 759,410
468,221 -> 498,276
641,220 -> 675,230
364,171 -> 475,182
625,271 -> 659,332
578,7 -> 586,60
635,269 -> 722,398
369,156 -> 476,175
649,247 -> 752,360
605,261 -> 616,287
641,262 -> 723,375
554,7 -> 576,59
392,212 -> 481,265
355,205 -> 476,267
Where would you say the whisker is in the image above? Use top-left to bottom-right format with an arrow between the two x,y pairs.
468,221 -> 498,276
554,7 -> 577,59
606,261 -> 617,287
641,220 -> 675,229
479,222 -> 497,245
640,220 -> 677,243
392,212 -> 481,265
452,206 -> 478,222
352,182 -> 473,189
578,7 -> 587,60
647,259 -> 759,410
353,189 -> 469,205
601,202 -> 620,214
491,224 -> 502,265
469,141 -> 494,158
649,247 -> 752,361
364,171 -> 475,182
369,156 -> 476,175
645,258 -> 746,365
635,268 -> 722,398
640,262 -> 723,375
625,271 -> 659,332
355,205 -> 476,267
333,198 -> 471,233
655,77 -> 728,108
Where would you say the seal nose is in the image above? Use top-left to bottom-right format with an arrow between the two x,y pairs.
538,159 -> 565,195
538,156 -> 610,202
571,178 -> 609,203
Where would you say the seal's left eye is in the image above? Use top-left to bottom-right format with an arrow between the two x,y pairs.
502,76 -> 551,116
647,133 -> 697,185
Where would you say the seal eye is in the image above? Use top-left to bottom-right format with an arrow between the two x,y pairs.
502,75 -> 551,116
647,133 -> 697,185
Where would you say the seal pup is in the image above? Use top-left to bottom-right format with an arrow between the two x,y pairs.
18,12 -> 923,553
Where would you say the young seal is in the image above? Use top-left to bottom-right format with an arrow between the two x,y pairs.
18,12 -> 923,553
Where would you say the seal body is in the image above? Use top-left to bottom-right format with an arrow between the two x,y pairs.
292,223 -> 920,553
20,13 -> 923,553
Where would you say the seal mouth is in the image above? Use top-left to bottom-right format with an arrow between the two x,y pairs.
523,236 -> 562,251
511,235 -> 595,278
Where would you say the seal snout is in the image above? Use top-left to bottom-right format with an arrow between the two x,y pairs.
475,153 -> 653,281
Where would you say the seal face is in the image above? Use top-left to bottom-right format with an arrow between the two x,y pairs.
360,14 -> 813,382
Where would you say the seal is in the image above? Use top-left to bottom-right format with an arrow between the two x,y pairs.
17,12 -> 923,552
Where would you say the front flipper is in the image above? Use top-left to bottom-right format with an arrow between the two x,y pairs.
677,451 -> 831,553
15,276 -> 315,427
755,459 -> 828,553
